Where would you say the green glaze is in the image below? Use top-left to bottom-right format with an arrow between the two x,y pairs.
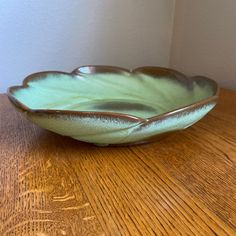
9,71 -> 218,145
13,73 -> 214,118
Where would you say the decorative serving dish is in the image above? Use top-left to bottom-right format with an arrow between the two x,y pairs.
8,66 -> 219,146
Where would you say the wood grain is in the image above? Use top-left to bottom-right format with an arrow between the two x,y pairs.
1,89 -> 236,235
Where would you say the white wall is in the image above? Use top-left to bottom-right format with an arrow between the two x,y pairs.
170,0 -> 236,90
0,0 -> 176,92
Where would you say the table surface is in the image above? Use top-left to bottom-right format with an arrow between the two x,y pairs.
1,89 -> 236,236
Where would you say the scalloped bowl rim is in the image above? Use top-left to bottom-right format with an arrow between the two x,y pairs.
7,65 -> 220,125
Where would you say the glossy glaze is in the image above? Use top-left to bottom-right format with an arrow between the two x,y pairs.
7,66 -> 219,145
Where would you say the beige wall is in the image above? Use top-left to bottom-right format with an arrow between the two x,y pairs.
0,0 -> 176,92
170,0 -> 236,90
3,0 -> 235,92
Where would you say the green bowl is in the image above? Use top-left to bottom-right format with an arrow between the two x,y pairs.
7,66 -> 219,146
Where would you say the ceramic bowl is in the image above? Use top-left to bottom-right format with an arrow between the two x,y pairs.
8,66 -> 219,146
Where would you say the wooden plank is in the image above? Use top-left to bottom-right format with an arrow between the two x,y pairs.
0,89 -> 236,235
0,95 -> 104,236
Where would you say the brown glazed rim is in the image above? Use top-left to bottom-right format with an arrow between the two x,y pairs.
7,65 -> 220,124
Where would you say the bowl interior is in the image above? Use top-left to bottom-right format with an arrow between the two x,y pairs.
10,72 -> 215,119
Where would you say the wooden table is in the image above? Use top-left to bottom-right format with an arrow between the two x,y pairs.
1,89 -> 236,236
